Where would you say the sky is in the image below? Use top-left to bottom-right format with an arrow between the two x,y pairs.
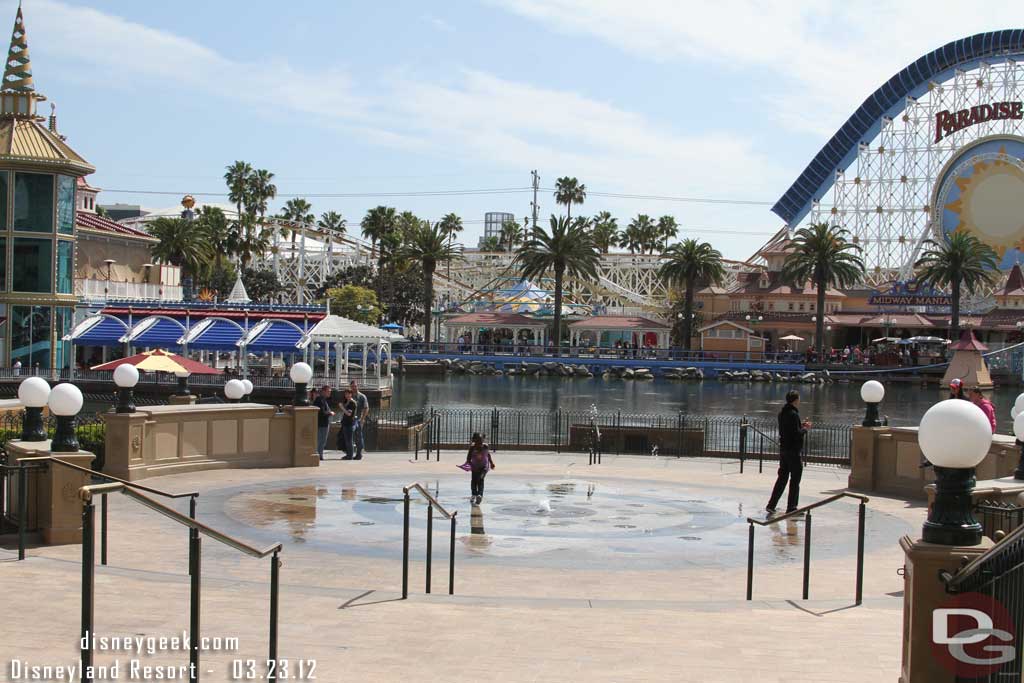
20,0 -> 1024,259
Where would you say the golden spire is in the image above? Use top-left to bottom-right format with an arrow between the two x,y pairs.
3,4 -> 33,92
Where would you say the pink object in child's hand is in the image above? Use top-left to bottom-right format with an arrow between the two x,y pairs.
457,462 -> 472,471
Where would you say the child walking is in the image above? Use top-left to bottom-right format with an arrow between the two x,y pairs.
465,432 -> 496,505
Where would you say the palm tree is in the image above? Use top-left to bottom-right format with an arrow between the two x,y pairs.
656,215 -> 679,251
317,210 -> 346,238
149,217 -> 212,281
500,219 -> 523,252
250,169 -> 277,226
479,235 -> 503,252
914,231 -> 1000,343
224,160 -> 253,224
623,214 -> 657,254
361,205 -> 399,305
280,197 -> 314,246
514,215 -> 600,356
439,212 -> 463,278
397,221 -> 463,344
195,206 -> 234,274
782,222 -> 865,360
590,211 -> 619,254
658,239 -> 726,350
554,176 -> 586,222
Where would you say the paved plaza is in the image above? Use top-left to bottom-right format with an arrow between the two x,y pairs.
2,452 -> 918,682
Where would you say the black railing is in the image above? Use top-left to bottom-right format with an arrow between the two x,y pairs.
746,493 -> 868,603
942,522 -> 1024,682
975,500 -> 1024,540
402,482 -> 457,599
79,483 -> 281,683
366,408 -> 852,466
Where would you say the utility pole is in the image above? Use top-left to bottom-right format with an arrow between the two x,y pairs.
530,169 -> 540,232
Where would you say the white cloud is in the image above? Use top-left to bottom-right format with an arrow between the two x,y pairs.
423,15 -> 455,32
492,0 -> 1024,136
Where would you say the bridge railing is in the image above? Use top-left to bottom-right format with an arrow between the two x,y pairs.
0,368 -> 391,391
398,342 -> 807,365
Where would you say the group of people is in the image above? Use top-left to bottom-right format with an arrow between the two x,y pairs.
311,380 -> 370,461
948,378 -> 997,432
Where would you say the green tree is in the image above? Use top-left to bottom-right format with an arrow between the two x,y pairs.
224,160 -> 253,225
249,168 -> 276,227
439,212 -> 463,278
241,267 -> 286,303
782,222 -> 865,360
280,197 -> 314,246
317,210 -> 346,238
514,215 -> 600,355
95,206 -> 108,218
500,219 -> 523,252
360,205 -> 398,271
397,221 -> 463,344
914,231 -> 1000,343
622,214 -> 657,254
480,235 -> 502,252
554,176 -> 586,222
324,285 -> 381,325
148,217 -> 212,281
201,262 -> 237,299
657,239 -> 726,350
655,215 -> 678,251
589,211 -> 619,254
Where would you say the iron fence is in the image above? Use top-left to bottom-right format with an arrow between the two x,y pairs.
364,407 -> 851,465
0,412 -> 107,470
976,500 -> 1024,540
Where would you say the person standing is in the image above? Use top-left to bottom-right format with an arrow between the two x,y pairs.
767,390 -> 812,514
349,380 -> 369,460
465,432 -> 496,505
969,386 -> 997,433
949,378 -> 967,400
12,359 -> 21,376
312,386 -> 334,461
338,388 -> 358,460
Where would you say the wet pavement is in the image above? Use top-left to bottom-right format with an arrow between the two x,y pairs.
210,472 -> 912,570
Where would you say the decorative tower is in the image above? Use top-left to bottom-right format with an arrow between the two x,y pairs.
0,4 -> 94,371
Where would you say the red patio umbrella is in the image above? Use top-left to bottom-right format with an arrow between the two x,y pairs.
90,349 -> 222,375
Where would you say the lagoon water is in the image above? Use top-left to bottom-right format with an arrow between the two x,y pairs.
391,374 -> 1020,434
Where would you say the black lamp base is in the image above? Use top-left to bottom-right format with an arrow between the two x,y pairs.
175,377 -> 191,397
922,466 -> 982,546
116,387 -> 136,414
293,382 -> 309,407
862,401 -> 882,428
50,415 -> 79,453
21,406 -> 47,441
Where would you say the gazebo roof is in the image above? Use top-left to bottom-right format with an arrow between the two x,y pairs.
569,315 -> 669,330
950,330 -> 988,352
444,312 -> 544,327
298,315 -> 398,347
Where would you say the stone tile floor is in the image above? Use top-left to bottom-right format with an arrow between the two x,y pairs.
1,452 -> 920,682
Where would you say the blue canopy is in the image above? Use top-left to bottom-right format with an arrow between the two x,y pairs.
188,319 -> 246,351
73,316 -> 128,347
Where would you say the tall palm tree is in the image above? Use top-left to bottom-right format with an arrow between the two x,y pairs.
655,215 -> 679,251
224,160 -> 253,225
914,231 -> 1000,343
553,176 -> 586,222
590,211 -> 619,254
280,197 -> 314,246
500,219 -> 523,252
782,222 -> 865,360
514,215 -> 600,356
195,206 -> 234,274
397,221 -> 463,344
623,214 -> 657,254
250,169 -> 277,226
317,210 -> 346,237
479,235 -> 503,252
658,239 -> 726,350
439,212 -> 463,278
361,205 -> 399,305
149,217 -> 212,281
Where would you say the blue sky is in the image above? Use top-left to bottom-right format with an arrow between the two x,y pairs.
21,0 -> 1024,259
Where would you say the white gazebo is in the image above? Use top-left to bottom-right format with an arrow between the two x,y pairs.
297,315 -> 399,386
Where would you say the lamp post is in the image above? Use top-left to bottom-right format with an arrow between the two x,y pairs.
918,399 -> 992,545
241,378 -> 254,401
224,379 -> 245,404
113,364 -> 139,414
48,383 -> 84,453
103,258 -> 116,299
860,380 -> 884,427
18,377 -> 50,441
174,369 -> 191,396
290,362 -> 313,407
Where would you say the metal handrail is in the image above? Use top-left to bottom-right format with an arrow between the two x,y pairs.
77,482 -> 282,682
402,482 -> 457,598
745,492 -> 868,605
942,517 -> 1024,591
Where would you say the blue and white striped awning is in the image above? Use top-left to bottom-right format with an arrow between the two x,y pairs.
179,318 -> 246,351
66,315 -> 129,346
239,319 -> 304,352
121,316 -> 186,350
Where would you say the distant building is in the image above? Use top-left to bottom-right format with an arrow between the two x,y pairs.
479,211 -> 515,248
97,203 -> 146,221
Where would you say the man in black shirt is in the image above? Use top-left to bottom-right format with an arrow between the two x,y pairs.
767,390 -> 812,514
312,385 -> 334,461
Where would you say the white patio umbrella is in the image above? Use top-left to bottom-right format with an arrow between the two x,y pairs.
779,334 -> 805,341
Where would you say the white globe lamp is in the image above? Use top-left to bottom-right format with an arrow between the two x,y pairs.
859,380 -> 885,427
18,376 -> 50,441
289,362 -> 313,406
224,379 -> 245,403
241,379 -> 254,398
1015,392 -> 1024,411
48,383 -> 84,453
113,363 -> 139,414
918,399 -> 992,545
